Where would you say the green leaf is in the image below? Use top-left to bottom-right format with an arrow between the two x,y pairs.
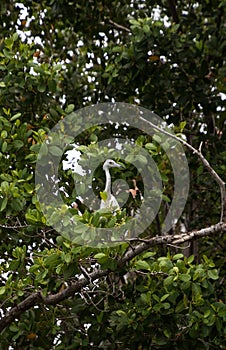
0,197 -> 8,211
107,259 -> 118,271
193,268 -> 205,281
1,130 -> 8,139
142,252 -> 156,259
36,269 -> 48,283
4,38 -> 13,49
163,328 -> 171,339
3,107 -> 10,115
29,264 -> 40,273
33,65 -> 45,74
100,191 -> 108,201
214,302 -> 226,317
49,146 -> 63,156
179,274 -> 191,282
9,324 -> 19,332
125,154 -> 134,163
135,260 -> 150,271
192,283 -> 202,300
153,134 -> 162,143
0,286 -> 6,295
160,294 -> 170,302
48,79 -> 57,92
179,121 -> 186,131
2,141 -> 7,152
23,183 -> 34,194
0,174 -> 12,181
64,253 -> 72,264
136,154 -> 148,165
49,108 -> 59,119
163,275 -> 174,287
187,255 -> 194,264
13,32 -> 18,41
65,104 -> 75,114
94,253 -> 107,259
143,24 -> 150,34
145,143 -> 157,151
25,212 -> 38,224
44,253 -> 60,268
10,113 -> 21,122
37,82 -> 46,92
17,290 -> 24,297
13,140 -> 24,149
53,63 -> 62,71
116,310 -> 127,317
40,143 -> 48,156
9,260 -> 20,270
175,299 -> 187,313
94,253 -> 110,266
207,269 -> 219,280
173,254 -> 184,260
162,194 -> 170,202
202,255 -> 215,267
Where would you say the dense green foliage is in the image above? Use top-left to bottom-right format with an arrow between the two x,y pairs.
0,0 -> 225,349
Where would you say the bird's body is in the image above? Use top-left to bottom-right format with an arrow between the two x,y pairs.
100,159 -> 122,210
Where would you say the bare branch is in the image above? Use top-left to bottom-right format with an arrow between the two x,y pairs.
138,115 -> 226,222
107,19 -> 131,33
0,269 -> 108,333
120,222 -> 226,264
0,223 -> 28,229
0,292 -> 41,333
79,264 -> 92,283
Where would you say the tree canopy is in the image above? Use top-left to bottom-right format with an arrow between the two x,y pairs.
0,0 -> 225,349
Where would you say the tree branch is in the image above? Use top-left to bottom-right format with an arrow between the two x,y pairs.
0,222 -> 225,333
138,115 -> 226,222
167,0 -> 179,23
0,292 -> 41,333
0,269 -> 109,333
107,18 -> 131,33
121,222 -> 226,264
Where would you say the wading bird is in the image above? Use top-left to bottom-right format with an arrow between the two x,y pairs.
100,159 -> 123,210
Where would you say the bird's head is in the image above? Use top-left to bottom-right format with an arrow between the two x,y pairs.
103,159 -> 122,171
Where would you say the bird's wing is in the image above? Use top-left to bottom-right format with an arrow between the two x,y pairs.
100,194 -> 120,210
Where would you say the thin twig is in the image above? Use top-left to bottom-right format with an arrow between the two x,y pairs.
166,242 -> 191,250
79,264 -> 92,283
108,19 -> 130,33
0,223 -> 28,229
37,230 -> 60,249
198,141 -> 203,152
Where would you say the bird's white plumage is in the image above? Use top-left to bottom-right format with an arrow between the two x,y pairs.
100,159 -> 122,210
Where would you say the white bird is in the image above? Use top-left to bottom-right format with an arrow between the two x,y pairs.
100,159 -> 122,210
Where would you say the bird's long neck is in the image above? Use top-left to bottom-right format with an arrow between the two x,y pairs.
104,168 -> 111,194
